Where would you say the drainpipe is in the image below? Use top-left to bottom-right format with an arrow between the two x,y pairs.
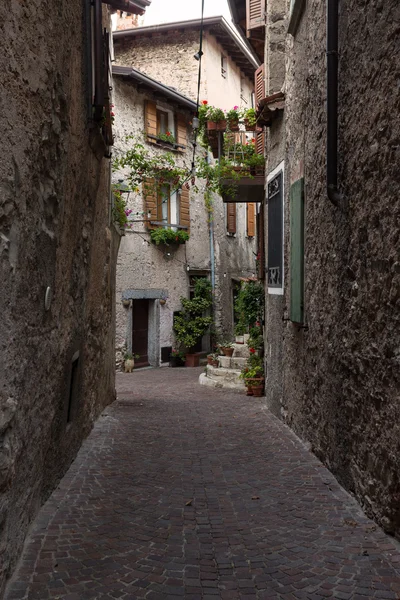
326,0 -> 342,207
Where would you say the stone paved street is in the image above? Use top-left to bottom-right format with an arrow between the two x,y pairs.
6,368 -> 400,600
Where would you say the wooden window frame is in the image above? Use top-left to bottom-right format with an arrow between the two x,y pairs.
157,185 -> 172,225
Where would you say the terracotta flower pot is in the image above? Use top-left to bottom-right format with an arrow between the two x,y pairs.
186,353 -> 200,367
244,118 -> 256,131
207,121 -> 217,131
246,384 -> 253,396
207,355 -> 214,365
216,120 -> 227,131
222,347 -> 234,357
251,384 -> 264,397
228,119 -> 239,131
212,359 -> 219,368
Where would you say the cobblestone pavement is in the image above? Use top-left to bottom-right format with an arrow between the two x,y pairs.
6,368 -> 400,600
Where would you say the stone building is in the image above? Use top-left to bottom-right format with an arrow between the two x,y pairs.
112,17 -> 261,364
0,0 -> 150,592
113,64 -> 259,366
228,0 -> 400,537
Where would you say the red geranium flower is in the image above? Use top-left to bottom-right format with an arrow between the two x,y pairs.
249,348 -> 256,354
202,100 -> 208,105
166,131 -> 171,136
255,321 -> 260,327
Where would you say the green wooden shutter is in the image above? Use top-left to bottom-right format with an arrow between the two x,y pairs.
290,178 -> 305,323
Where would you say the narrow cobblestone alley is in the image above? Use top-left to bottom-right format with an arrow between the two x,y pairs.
6,368 -> 400,600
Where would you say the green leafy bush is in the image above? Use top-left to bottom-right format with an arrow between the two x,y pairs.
173,278 -> 213,352
234,281 -> 264,332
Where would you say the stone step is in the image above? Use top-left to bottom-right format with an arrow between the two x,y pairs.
218,356 -> 247,370
232,343 -> 250,359
206,365 -> 242,379
199,372 -> 246,392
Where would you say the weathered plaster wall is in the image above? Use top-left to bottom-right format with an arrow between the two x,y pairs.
113,78 -> 257,360
267,0 -> 400,536
0,1 -> 118,593
203,33 -> 254,109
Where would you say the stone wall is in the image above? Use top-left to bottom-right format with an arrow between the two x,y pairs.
265,0 -> 400,536
114,29 -> 254,109
0,1 -> 119,593
113,77 -> 257,362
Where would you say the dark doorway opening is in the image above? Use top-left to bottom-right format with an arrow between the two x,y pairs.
132,299 -> 149,367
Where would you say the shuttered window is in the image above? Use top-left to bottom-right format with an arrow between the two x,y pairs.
255,130 -> 265,157
179,186 -> 190,233
289,178 -> 305,323
143,177 -> 157,230
144,102 -> 187,150
176,114 -> 187,148
227,203 -> 236,234
247,203 -> 255,237
246,0 -> 265,33
254,64 -> 265,107
145,100 -> 157,139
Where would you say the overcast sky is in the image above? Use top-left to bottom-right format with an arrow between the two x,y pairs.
142,0 -> 232,25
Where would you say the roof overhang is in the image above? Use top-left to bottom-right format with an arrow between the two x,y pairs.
103,0 -> 151,16
257,92 -> 285,127
226,0 -> 264,62
113,16 -> 260,80
112,65 -> 198,112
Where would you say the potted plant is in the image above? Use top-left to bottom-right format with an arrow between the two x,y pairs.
207,106 -> 226,131
243,107 -> 257,131
207,353 -> 214,365
124,351 -> 139,373
169,349 -> 186,367
245,366 -> 264,396
235,323 -> 246,344
211,353 -> 220,367
150,228 -> 189,246
226,106 -> 240,131
157,131 -> 176,146
173,278 -> 213,367
219,341 -> 234,357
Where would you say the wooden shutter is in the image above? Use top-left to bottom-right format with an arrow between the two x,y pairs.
257,202 -> 265,280
176,114 -> 187,148
247,203 -> 255,237
255,64 -> 265,106
179,186 -> 190,233
246,0 -> 265,33
255,130 -> 265,156
145,101 -> 157,139
143,177 -> 157,229
290,178 -> 305,323
227,203 -> 236,234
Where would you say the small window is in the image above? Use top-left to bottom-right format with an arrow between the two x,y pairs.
157,185 -> 179,228
221,54 -> 228,79
226,202 -> 236,235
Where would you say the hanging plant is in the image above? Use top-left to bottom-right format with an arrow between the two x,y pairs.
150,228 -> 189,246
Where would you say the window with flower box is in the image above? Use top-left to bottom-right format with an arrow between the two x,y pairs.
143,178 -> 190,232
144,101 -> 187,150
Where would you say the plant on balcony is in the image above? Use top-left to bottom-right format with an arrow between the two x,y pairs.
234,281 -> 265,334
150,228 -> 189,246
226,106 -> 240,129
242,107 -> 257,129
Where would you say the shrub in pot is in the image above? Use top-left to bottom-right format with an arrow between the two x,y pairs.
173,278 -> 213,367
124,352 -> 139,373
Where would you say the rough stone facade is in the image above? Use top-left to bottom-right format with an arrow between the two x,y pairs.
113,77 -> 257,365
114,29 -> 254,109
0,1 -> 120,593
264,0 -> 400,536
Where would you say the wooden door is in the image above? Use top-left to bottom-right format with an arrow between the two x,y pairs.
132,300 -> 149,367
